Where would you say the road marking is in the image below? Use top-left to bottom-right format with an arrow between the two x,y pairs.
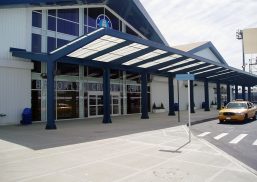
253,139 -> 257,146
214,133 -> 228,140
198,132 -> 210,137
229,134 -> 248,144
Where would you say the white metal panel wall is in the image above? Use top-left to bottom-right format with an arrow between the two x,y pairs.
194,48 -> 221,63
151,77 -> 218,111
0,8 -> 33,125
0,67 -> 31,125
150,76 -> 169,111
0,8 -> 32,69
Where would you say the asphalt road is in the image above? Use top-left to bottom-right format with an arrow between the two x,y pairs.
191,119 -> 257,171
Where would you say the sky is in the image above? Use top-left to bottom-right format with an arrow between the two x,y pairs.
139,0 -> 257,71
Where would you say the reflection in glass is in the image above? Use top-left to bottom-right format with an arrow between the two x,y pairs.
90,95 -> 96,105
31,90 -> 41,121
98,106 -> 103,115
113,105 -> 119,115
97,95 -> 103,105
127,93 -> 140,114
57,91 -> 79,119
90,106 -> 96,116
84,92 -> 88,117
56,63 -> 79,76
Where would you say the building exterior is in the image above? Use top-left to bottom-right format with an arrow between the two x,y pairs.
1,0 -> 257,127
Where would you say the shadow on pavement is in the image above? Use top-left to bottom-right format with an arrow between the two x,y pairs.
0,109 -> 218,150
0,113 -> 184,150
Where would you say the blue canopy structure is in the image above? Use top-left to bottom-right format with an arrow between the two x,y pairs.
10,28 -> 257,129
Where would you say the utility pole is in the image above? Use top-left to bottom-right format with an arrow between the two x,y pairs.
236,29 -> 245,71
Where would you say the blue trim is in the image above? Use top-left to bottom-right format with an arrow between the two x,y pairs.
10,48 -> 48,62
168,76 -> 175,116
141,72 -> 149,119
204,79 -> 210,111
45,60 -> 57,130
217,82 -> 221,110
103,67 -> 112,123
10,28 -> 257,87
188,42 -> 228,65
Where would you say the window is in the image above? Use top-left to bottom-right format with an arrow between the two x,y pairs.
48,10 -> 56,31
32,10 -> 42,28
32,34 -> 41,53
47,37 -> 56,52
105,9 -> 119,30
88,8 -> 104,28
56,63 -> 79,76
56,9 -> 79,36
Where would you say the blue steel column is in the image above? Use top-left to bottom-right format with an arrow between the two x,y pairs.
45,60 -> 57,130
168,76 -> 175,116
235,85 -> 238,99
204,79 -> 210,111
103,67 -> 112,123
242,85 -> 246,100
217,82 -> 221,110
190,80 -> 195,113
141,72 -> 149,119
227,83 -> 231,103
248,86 -> 251,101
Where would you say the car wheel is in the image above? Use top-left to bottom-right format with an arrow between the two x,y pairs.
219,119 -> 224,123
244,114 -> 248,122
253,113 -> 257,120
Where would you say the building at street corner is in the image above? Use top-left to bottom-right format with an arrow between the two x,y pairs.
0,0 -> 257,127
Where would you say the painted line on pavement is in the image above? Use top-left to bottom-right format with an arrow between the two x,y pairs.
253,139 -> 257,146
198,132 -> 210,137
229,134 -> 248,144
214,133 -> 228,140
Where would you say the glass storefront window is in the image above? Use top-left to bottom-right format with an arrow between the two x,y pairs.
58,9 -> 79,23
32,61 -> 41,73
126,26 -> 139,37
48,10 -> 56,31
57,91 -> 79,119
126,72 -> 141,83
57,19 -> 79,36
127,92 -> 140,114
32,10 -> 42,28
88,8 -> 104,28
87,67 -> 103,78
56,63 -> 79,76
47,37 -> 56,52
31,80 -> 41,121
32,34 -> 41,53
105,9 -> 119,30
84,8 -> 88,26
57,39 -> 69,48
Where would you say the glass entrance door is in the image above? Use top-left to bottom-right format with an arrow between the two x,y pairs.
88,92 -> 120,117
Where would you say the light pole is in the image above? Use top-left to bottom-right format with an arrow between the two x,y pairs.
236,29 -> 246,71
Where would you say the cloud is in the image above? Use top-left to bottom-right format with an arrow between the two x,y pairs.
140,0 -> 257,70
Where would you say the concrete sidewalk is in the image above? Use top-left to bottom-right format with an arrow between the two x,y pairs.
0,109 -> 256,181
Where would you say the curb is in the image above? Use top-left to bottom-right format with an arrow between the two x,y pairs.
187,117 -> 217,126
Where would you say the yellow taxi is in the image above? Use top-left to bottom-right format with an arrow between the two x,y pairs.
218,100 -> 257,123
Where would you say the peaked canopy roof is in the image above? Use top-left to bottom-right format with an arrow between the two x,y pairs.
10,28 -> 257,86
